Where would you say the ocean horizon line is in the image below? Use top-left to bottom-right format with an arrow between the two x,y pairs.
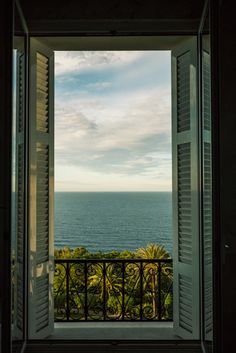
54,190 -> 172,193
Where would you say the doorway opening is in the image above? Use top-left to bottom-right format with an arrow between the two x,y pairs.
53,50 -> 174,337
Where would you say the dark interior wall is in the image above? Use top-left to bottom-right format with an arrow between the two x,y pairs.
3,1 -> 236,352
217,0 -> 236,351
0,1 -> 13,353
20,0 -> 204,20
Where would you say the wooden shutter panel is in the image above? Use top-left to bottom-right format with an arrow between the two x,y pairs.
172,37 -> 200,339
14,50 -> 25,338
28,38 -> 54,339
202,44 -> 213,342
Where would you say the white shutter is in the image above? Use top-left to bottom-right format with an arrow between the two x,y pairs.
28,38 -> 54,339
14,49 -> 25,339
202,40 -> 213,342
172,37 -> 200,339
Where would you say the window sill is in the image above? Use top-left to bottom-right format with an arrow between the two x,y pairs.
48,321 -> 179,340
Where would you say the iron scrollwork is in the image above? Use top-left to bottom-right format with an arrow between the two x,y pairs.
54,258 -> 173,322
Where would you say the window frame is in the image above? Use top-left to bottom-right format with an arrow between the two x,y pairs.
26,34 -> 205,341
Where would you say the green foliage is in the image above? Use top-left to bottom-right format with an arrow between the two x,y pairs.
55,247 -> 138,260
54,244 -> 173,321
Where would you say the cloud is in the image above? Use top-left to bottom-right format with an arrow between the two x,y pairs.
55,88 -> 171,175
55,51 -> 144,76
54,51 -> 172,191
85,81 -> 112,90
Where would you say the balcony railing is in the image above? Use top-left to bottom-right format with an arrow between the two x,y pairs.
54,258 -> 173,322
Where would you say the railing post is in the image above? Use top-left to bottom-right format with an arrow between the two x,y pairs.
84,261 -> 88,320
66,262 -> 70,321
140,262 -> 143,320
122,262 -> 125,320
158,261 -> 162,320
103,261 -> 106,320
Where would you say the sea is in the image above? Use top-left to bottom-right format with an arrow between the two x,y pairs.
54,192 -> 173,255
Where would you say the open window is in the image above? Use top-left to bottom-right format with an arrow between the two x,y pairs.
27,36 -> 204,341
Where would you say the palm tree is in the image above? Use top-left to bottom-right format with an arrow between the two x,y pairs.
136,244 -> 172,319
88,262 -> 122,318
136,243 -> 170,260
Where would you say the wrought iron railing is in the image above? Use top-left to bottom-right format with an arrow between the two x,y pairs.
54,258 -> 173,322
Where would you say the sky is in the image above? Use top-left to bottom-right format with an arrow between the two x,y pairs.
55,51 -> 171,192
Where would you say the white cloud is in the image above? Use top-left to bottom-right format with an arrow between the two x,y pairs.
86,81 -> 112,89
56,88 -> 170,145
55,51 -> 144,76
55,87 -> 171,176
54,51 -> 171,191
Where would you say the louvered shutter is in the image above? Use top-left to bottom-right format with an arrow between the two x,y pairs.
28,38 -> 54,339
14,49 -> 25,339
202,38 -> 213,342
172,37 -> 200,339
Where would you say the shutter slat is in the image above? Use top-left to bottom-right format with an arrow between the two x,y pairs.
179,274 -> 193,333
15,52 -> 26,338
177,51 -> 191,132
201,45 -> 213,341
36,52 -> 49,133
17,144 -> 24,263
178,143 -> 192,265
203,51 -> 211,131
18,55 -> 24,133
36,143 -> 49,265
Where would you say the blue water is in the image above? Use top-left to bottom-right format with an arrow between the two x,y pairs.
55,192 -> 172,254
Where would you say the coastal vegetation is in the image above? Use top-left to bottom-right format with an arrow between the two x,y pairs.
54,244 -> 173,321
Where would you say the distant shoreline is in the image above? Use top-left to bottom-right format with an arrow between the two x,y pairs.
55,244 -> 172,260
54,190 -> 172,193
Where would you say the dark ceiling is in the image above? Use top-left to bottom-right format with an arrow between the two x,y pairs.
18,0 -> 206,34
20,0 -> 205,21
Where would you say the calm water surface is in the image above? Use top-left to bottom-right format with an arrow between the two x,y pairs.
55,192 -> 172,254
